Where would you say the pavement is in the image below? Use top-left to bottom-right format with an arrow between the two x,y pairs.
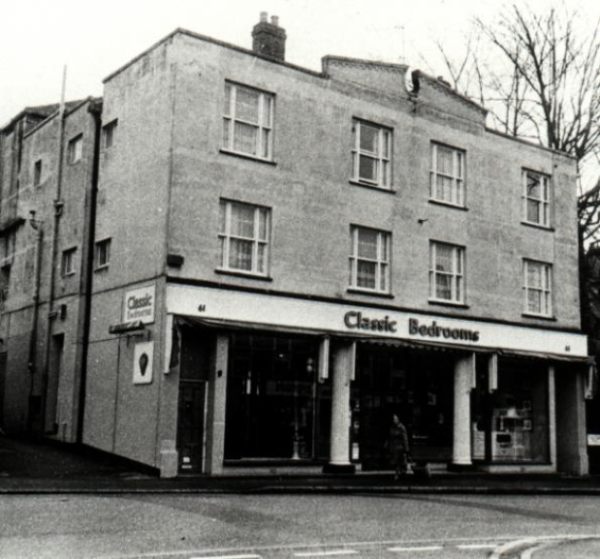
3,434 -> 600,494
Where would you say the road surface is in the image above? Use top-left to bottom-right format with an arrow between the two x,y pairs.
2,493 -> 600,558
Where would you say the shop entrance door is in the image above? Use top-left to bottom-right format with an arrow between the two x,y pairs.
176,327 -> 211,473
0,352 -> 5,430
224,332 -> 327,461
177,382 -> 206,472
356,345 -> 454,469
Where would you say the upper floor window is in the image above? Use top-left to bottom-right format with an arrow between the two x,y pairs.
67,134 -> 83,164
349,226 -> 390,293
94,238 -> 111,270
219,200 -> 270,276
523,170 -> 550,227
430,143 -> 465,207
222,82 -> 273,160
103,119 -> 118,149
429,241 -> 465,304
523,259 -> 552,317
33,159 -> 42,187
352,120 -> 392,188
61,247 -> 77,277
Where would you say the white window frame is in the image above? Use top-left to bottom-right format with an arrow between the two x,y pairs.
351,120 -> 392,189
67,134 -> 83,164
61,247 -> 77,277
222,82 -> 274,160
219,200 -> 270,276
95,238 -> 111,270
523,259 -> 553,317
348,226 -> 391,293
430,142 -> 465,207
429,241 -> 465,304
522,169 -> 550,227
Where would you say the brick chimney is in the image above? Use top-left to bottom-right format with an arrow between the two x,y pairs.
252,12 -> 286,62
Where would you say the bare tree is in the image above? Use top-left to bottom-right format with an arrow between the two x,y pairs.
437,5 -> 600,243
480,6 -> 600,170
434,5 -> 600,335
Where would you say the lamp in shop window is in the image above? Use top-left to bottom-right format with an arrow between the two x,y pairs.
505,407 -> 518,419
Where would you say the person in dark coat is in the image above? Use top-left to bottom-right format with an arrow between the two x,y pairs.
388,413 -> 410,480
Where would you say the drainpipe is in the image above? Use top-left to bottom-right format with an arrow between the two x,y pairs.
41,68 -> 67,434
76,99 -> 102,444
27,214 -> 44,432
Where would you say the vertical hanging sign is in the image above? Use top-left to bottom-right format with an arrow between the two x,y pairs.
133,341 -> 154,385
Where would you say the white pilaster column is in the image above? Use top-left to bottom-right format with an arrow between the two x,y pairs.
452,353 -> 475,467
204,334 -> 228,475
325,341 -> 355,473
548,364 -> 557,469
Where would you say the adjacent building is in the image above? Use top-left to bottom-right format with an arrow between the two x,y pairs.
0,98 -> 101,440
0,14 -> 592,477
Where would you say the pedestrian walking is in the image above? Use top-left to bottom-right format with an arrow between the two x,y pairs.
388,413 -> 410,480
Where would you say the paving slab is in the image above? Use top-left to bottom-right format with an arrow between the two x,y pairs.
3,435 -> 600,495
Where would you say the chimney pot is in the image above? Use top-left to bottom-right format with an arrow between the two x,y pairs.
252,13 -> 286,62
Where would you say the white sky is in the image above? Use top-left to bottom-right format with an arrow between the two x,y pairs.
1,0 -> 599,127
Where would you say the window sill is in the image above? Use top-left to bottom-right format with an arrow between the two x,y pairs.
521,221 -> 554,232
219,148 -> 277,166
215,268 -> 273,281
68,160 -> 82,166
521,312 -> 557,321
347,287 -> 394,299
428,199 -> 468,211
428,298 -> 469,309
61,272 -> 76,278
94,265 -> 109,273
348,180 -> 395,194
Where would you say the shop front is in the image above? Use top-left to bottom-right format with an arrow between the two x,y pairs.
164,282 -> 590,476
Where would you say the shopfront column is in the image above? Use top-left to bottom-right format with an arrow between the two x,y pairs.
554,365 -> 589,475
204,334 -> 228,475
452,353 -> 475,467
324,340 -> 355,473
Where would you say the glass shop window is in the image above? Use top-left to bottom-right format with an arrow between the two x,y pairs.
490,362 -> 549,463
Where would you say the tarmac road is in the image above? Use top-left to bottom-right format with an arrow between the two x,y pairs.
2,493 -> 600,559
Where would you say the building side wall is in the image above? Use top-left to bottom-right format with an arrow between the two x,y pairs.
83,278 -> 170,468
81,38 -> 176,465
94,39 -> 173,293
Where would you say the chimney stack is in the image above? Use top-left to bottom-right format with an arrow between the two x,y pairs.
252,12 -> 286,62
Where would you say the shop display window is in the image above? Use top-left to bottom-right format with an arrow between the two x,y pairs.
490,361 -> 549,463
224,332 -> 328,461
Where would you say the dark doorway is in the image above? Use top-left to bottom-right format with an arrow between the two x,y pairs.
45,334 -> 64,433
0,352 -> 6,430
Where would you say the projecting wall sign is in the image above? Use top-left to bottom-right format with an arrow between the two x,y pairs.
123,284 -> 156,325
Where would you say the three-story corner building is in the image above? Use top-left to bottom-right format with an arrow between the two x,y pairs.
0,15 -> 592,477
